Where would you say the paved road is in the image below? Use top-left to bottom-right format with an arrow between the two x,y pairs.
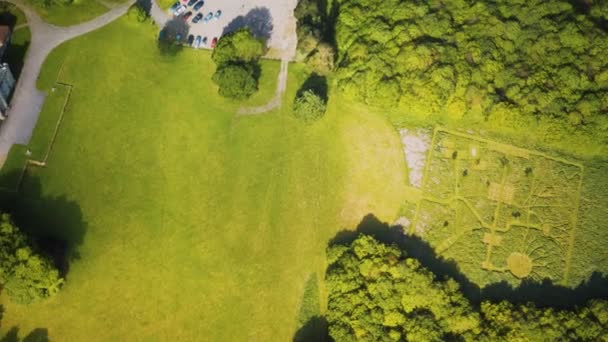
0,0 -> 135,163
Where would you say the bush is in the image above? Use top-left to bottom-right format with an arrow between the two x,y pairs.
212,63 -> 258,99
293,90 -> 327,123
0,213 -> 63,304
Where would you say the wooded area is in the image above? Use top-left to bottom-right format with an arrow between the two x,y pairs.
334,0 -> 608,145
326,235 -> 608,341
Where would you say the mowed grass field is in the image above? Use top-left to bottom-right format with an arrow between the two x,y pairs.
25,0 -> 128,26
0,16 -> 407,340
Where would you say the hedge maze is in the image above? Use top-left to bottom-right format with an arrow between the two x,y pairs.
411,128 -> 584,286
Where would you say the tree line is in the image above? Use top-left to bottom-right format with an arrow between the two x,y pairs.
330,0 -> 607,142
325,234 -> 608,341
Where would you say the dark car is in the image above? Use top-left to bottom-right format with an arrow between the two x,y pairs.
170,1 -> 180,11
211,37 -> 218,48
193,0 -> 204,11
202,36 -> 208,46
214,10 -> 222,19
187,34 -> 194,45
192,12 -> 203,23
187,0 -> 197,6
182,11 -> 193,21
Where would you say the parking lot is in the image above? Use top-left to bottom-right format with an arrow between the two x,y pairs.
168,0 -> 297,59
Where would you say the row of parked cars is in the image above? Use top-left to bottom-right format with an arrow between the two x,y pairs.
170,0 -> 221,24
187,35 -> 218,48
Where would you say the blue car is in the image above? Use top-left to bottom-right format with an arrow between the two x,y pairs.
203,12 -> 213,22
193,0 -> 204,11
194,36 -> 202,48
187,0 -> 197,6
214,10 -> 222,19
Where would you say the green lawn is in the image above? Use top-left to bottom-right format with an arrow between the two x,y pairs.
25,0 -> 112,26
0,16 -> 407,340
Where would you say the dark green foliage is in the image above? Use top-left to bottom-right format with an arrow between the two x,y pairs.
27,0 -> 74,6
127,0 -> 152,23
0,213 -> 63,304
212,63 -> 258,100
326,235 -> 608,341
294,0 -> 336,74
211,28 -> 265,65
211,28 -> 263,99
334,0 -> 608,141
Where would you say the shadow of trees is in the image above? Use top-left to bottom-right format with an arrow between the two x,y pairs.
293,316 -> 331,342
0,327 -> 49,342
0,170 -> 87,279
328,214 -> 608,309
135,0 -> 152,17
222,7 -> 273,40
0,8 -> 17,28
296,73 -> 328,102
158,18 -> 190,56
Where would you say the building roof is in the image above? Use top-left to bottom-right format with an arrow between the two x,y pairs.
0,26 -> 10,47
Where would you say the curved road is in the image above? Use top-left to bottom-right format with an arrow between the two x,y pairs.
0,0 -> 135,162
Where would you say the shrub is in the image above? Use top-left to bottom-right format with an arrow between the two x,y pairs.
212,63 -> 258,99
293,90 -> 327,123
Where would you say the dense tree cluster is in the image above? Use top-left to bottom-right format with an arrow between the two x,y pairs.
334,0 -> 608,134
211,28 -> 265,99
326,235 -> 608,341
0,213 -> 63,304
294,0 -> 336,74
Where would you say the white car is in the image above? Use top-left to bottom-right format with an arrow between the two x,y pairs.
173,5 -> 187,16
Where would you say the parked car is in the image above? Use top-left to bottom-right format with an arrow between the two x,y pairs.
194,35 -> 202,48
203,12 -> 213,22
187,0 -> 197,6
211,37 -> 218,48
188,34 -> 194,45
174,4 -> 187,16
181,0 -> 188,3
202,36 -> 208,46
182,11 -> 193,21
192,12 -> 203,23
170,1 -> 180,11
193,0 -> 204,11
214,10 -> 222,19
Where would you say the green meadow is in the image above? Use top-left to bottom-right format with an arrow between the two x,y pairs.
0,16 -> 407,340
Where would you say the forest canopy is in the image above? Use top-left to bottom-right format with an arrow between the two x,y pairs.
334,0 -> 608,139
326,235 -> 608,341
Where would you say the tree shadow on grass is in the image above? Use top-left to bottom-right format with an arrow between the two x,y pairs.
329,214 -> 608,309
0,170 -> 87,279
293,316 -> 331,342
222,7 -> 273,41
0,327 -> 49,342
296,73 -> 327,102
158,18 -> 190,56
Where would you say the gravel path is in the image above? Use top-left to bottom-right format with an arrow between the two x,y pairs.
0,0 -> 135,163
238,58 -> 288,115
